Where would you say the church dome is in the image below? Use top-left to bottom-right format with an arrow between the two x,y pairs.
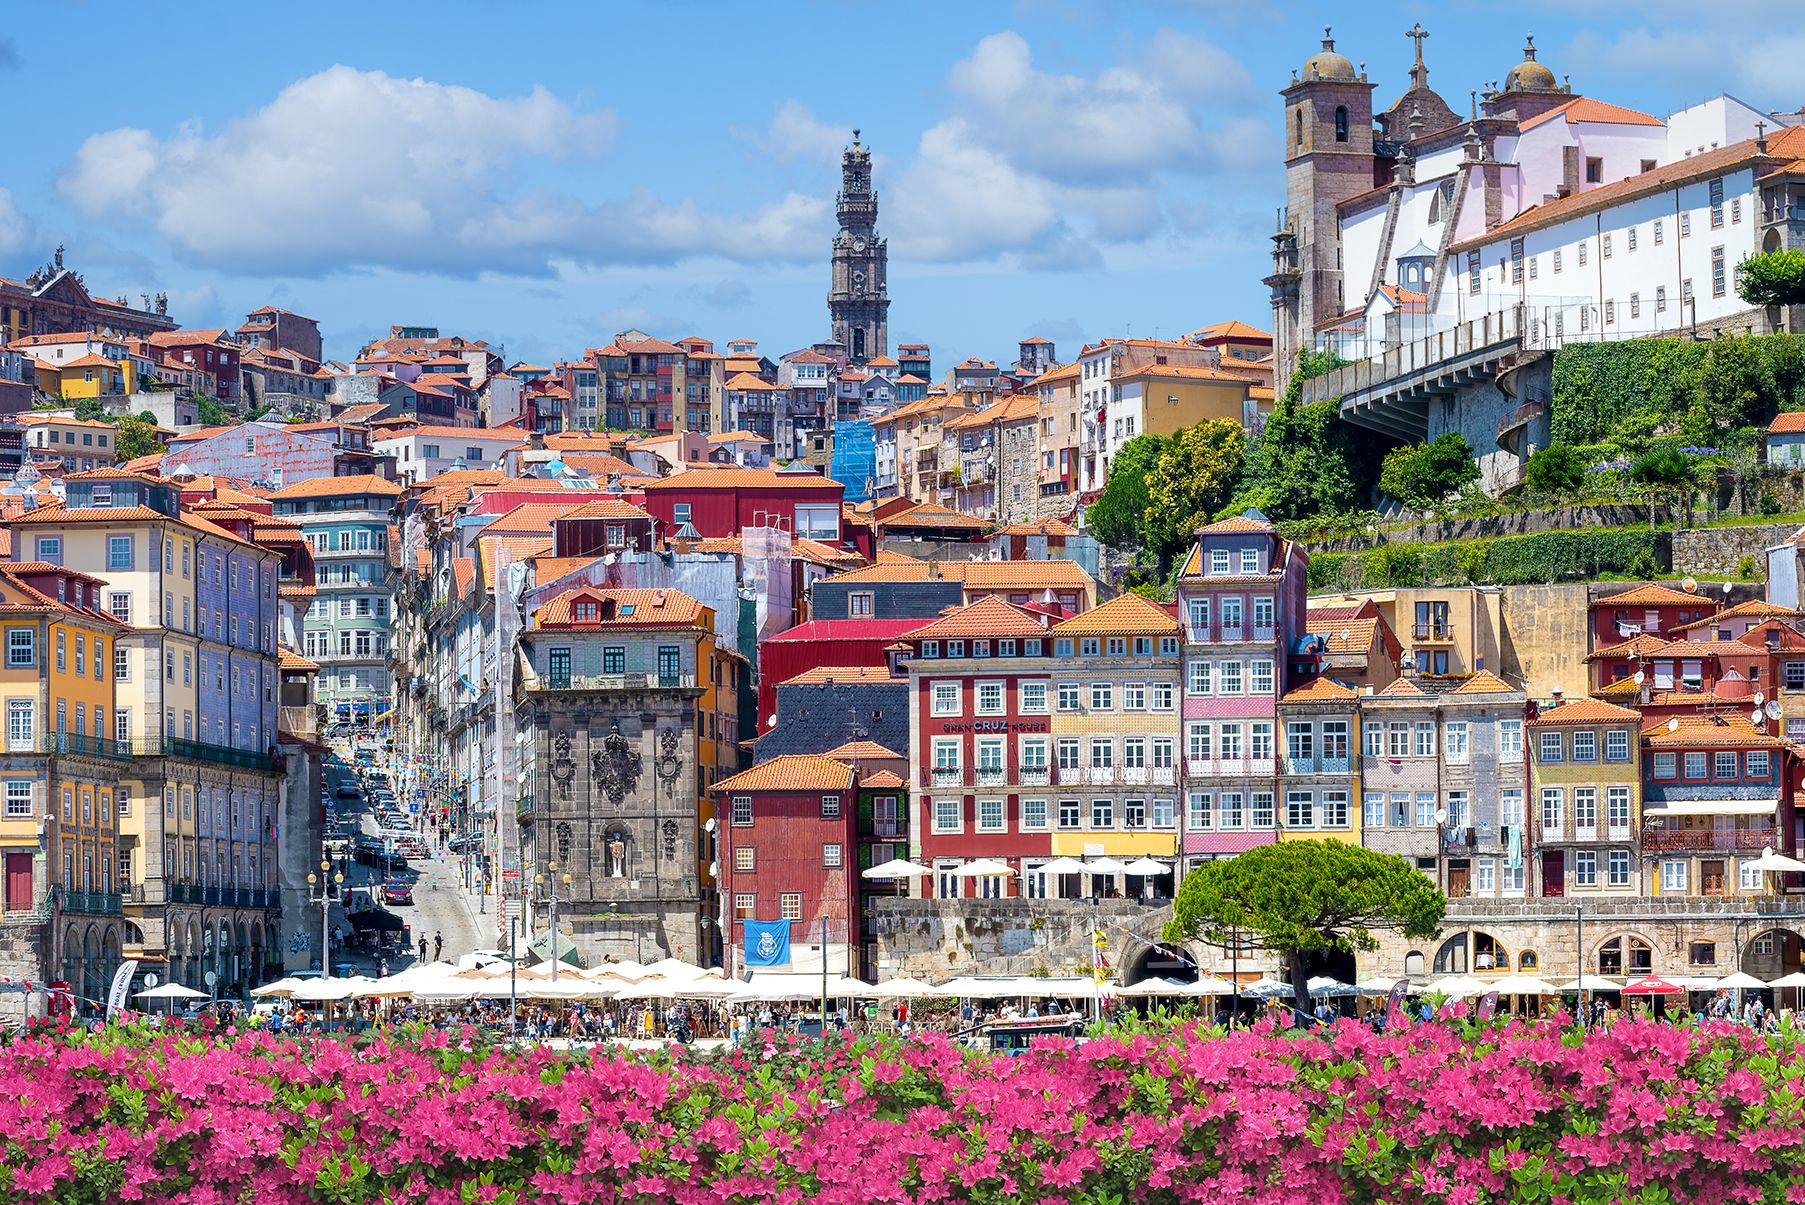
1503,36 -> 1557,92
1302,27 -> 1357,82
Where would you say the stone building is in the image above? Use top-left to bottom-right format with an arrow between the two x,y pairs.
827,132 -> 889,365
514,586 -> 742,967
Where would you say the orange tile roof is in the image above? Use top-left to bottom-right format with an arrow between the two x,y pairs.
824,740 -> 903,760
278,648 -> 320,673
1769,412 -> 1805,434
1527,698 -> 1643,727
1668,600 -> 1802,630
779,665 -> 903,686
266,473 -> 401,500
1586,632 -> 1671,660
1112,362 -> 1263,385
481,500 -> 595,536
904,596 -> 1048,642
825,557 -> 1093,591
1594,583 -> 1709,608
535,586 -> 706,629
1050,592 -> 1176,638
1312,617 -> 1382,655
554,498 -> 652,522
878,502 -> 989,531
1640,715 -> 1784,748
452,557 -> 476,596
1280,676 -> 1358,703
1518,96 -> 1663,132
1197,511 -> 1275,535
714,754 -> 855,794
1448,669 -> 1518,695
861,769 -> 906,789
1374,675 -> 1430,698
1186,319 -> 1272,342
477,536 -> 553,590
993,518 -> 1077,538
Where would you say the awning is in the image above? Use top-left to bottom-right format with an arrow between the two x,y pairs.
1645,799 -> 1778,817
349,909 -> 404,933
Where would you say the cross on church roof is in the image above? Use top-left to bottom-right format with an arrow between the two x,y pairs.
1406,22 -> 1428,63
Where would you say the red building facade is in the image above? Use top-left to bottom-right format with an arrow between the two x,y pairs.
640,465 -> 845,541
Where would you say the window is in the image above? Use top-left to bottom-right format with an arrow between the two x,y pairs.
1574,788 -> 1597,836
1715,751 -> 1738,779
975,682 -> 1004,715
1467,250 -> 1480,293
1578,241 -> 1588,266
1712,245 -> 1726,297
1600,729 -> 1629,762
1088,738 -> 1113,769
820,794 -> 841,820
1604,299 -> 1615,325
1333,105 -> 1348,142
1250,660 -> 1273,695
1090,798 -> 1114,829
1444,722 -> 1469,764
933,798 -> 961,833
1363,791 -> 1385,828
1021,798 -> 1048,829
1709,177 -> 1724,227
1151,682 -> 1174,710
1685,752 -> 1708,779
1020,681 -> 1048,714
1586,157 -> 1603,184
1056,682 -> 1080,712
1630,292 -> 1640,320
1218,662 -> 1242,695
1475,860 -> 1496,894
107,536 -> 133,570
730,796 -> 752,826
672,503 -> 692,525
1748,750 -> 1772,779
780,894 -> 803,921
6,701 -> 32,747
1652,751 -> 1677,778
1122,683 -> 1146,711
5,629 -> 32,669
1089,682 -> 1113,711
1628,227 -> 1638,253
931,683 -> 960,716
1607,787 -> 1631,835
1412,722 -> 1434,758
1540,788 -> 1564,834
1538,731 -> 1562,762
1741,860 -> 1765,892
1571,730 -> 1596,762
823,843 -> 842,868
1225,792 -> 1251,829
1187,660 -> 1211,695
1553,247 -> 1562,273
1575,852 -> 1597,887
733,847 -> 755,873
1285,791 -> 1314,830
1210,549 -> 1229,575
1608,850 -> 1631,886
1661,860 -> 1688,893
1057,799 -> 1081,829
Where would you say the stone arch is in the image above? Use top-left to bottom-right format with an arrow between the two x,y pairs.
187,917 -> 204,987
1741,926 -> 1804,979
1592,930 -> 1657,978
1764,228 -> 1783,254
604,826 -> 629,879
1403,949 -> 1426,976
1432,929 -> 1510,975
81,924 -> 100,1010
61,924 -> 82,987
1120,940 -> 1202,986
1517,949 -> 1539,973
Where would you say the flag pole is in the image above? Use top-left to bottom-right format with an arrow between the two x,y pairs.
820,916 -> 829,1034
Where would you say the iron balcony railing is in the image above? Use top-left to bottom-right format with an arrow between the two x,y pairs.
57,888 -> 122,915
38,733 -> 134,759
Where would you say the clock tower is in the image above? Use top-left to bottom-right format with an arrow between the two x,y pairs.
828,129 -> 888,365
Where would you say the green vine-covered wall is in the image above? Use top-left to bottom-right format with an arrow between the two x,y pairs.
1307,528 -> 1669,591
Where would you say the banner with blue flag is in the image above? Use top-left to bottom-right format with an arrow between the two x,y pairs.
743,919 -> 792,967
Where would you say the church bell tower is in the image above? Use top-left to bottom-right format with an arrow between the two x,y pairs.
828,130 -> 889,365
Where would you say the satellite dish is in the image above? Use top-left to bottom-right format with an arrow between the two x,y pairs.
1752,708 -> 1765,726
1682,577 -> 1698,593
1723,581 -> 1734,595
1434,807 -> 1448,825
1339,629 -> 1351,641
767,715 -> 778,728
1632,671 -> 1645,685
1756,691 -> 1767,705
1667,717 -> 1680,732
1767,700 -> 1785,720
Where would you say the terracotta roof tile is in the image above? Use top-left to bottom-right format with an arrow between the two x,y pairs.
1641,715 -> 1784,748
1280,676 -> 1358,703
534,586 -> 706,629
1374,675 -> 1430,697
267,473 -> 401,500
641,466 -> 841,490
1050,592 -> 1176,637
861,769 -> 906,788
904,597 -> 1048,642
824,739 -> 903,760
1587,632 -> 1673,660
1594,583 -> 1709,608
1528,698 -> 1643,727
1196,511 -> 1275,535
1767,412 -> 1805,435
1448,669 -> 1519,695
779,665 -> 903,686
1310,617 -> 1382,654
1670,599 -> 1801,631
824,557 -> 1093,590
713,754 -> 855,794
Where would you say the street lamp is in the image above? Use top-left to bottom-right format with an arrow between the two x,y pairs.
306,857 -> 345,978
534,861 -> 572,981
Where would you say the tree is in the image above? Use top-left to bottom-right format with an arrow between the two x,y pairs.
1223,350 -> 1382,522
1142,419 -> 1245,567
1163,840 -> 1445,1018
1738,249 -> 1805,308
111,415 -> 164,462
1631,446 -> 1696,529
197,398 -> 233,427
1377,432 -> 1480,509
1523,443 -> 1587,498
1085,433 -> 1167,552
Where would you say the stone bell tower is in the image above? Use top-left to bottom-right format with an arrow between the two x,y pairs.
828,130 -> 889,365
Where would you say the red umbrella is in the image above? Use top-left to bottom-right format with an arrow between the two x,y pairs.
1621,975 -> 1685,995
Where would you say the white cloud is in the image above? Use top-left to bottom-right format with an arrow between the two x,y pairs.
59,66 -> 829,277
888,120 -> 1068,262
0,188 -> 35,254
741,100 -> 853,165
1568,24 -> 1805,108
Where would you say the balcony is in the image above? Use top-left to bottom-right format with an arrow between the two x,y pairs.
1283,756 -> 1353,776
974,767 -> 1006,787
1412,623 -> 1453,643
38,733 -> 134,759
1018,767 -> 1051,786
930,767 -> 963,787
532,672 -> 696,692
1187,624 -> 1279,645
1085,767 -> 1116,786
57,888 -> 122,915
1641,826 -> 1778,853
169,883 -> 203,904
152,737 -> 279,772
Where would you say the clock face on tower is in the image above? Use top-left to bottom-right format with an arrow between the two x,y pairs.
852,236 -> 867,253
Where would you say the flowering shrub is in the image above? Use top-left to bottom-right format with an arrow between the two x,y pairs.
2,1015 -> 1803,1202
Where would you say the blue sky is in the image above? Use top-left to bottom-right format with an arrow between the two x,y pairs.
3,0 -> 1780,370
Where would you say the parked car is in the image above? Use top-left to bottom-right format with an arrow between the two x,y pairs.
380,881 -> 413,906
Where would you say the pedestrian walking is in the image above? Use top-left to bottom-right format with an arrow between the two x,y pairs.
418,937 -> 429,962
434,931 -> 443,961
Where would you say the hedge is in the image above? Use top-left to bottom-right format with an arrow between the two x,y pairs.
1307,527 -> 1666,590
1550,334 -> 1805,447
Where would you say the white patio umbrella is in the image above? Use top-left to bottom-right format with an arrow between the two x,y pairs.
1306,976 -> 1362,997
135,982 -> 208,1001
1084,858 -> 1130,876
1752,849 -> 1805,873
1120,977 -> 1188,997
249,977 -> 308,998
1121,858 -> 1171,876
1035,856 -> 1089,876
1769,971 -> 1805,989
1714,971 -> 1770,991
1556,974 -> 1626,992
522,978 -> 614,1001
1181,975 -> 1240,996
871,976 -> 942,998
289,978 -> 362,1002
1428,975 -> 1489,998
862,858 -> 932,880
955,858 -> 1016,878
1241,977 -> 1293,997
1486,975 -> 1562,996
639,957 -> 710,981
